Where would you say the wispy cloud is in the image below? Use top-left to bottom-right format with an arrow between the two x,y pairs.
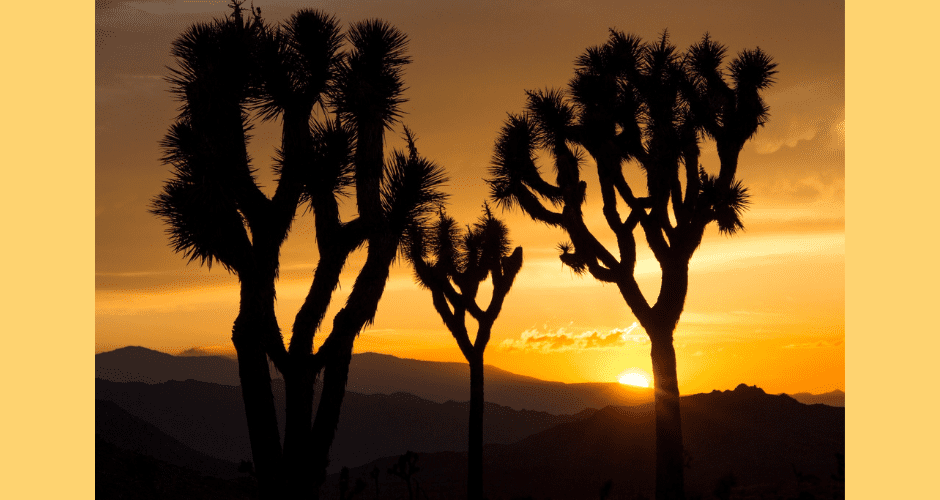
750,78 -> 844,156
751,115 -> 819,155
783,339 -> 844,349
499,322 -> 647,352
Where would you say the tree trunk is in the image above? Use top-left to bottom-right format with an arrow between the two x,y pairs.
355,121 -> 385,229
231,281 -> 284,499
282,248 -> 350,497
309,334 -> 356,499
468,357 -> 485,500
649,332 -> 684,500
283,370 -> 316,498
309,235 -> 400,498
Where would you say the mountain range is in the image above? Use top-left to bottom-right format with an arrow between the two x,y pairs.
95,377 -> 594,474
96,346 -> 842,411
95,346 -> 844,498
321,385 -> 844,499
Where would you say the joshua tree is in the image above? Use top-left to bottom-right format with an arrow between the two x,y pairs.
487,30 -> 776,500
151,4 -> 446,498
339,467 -> 367,500
370,465 -> 381,499
388,451 -> 422,500
407,205 -> 522,500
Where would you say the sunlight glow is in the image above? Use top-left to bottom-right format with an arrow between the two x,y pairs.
618,372 -> 650,388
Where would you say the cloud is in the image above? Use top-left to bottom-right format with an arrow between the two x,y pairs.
498,322 -> 647,352
829,112 -> 845,150
783,339 -> 844,349
751,116 -> 819,155
750,77 -> 844,156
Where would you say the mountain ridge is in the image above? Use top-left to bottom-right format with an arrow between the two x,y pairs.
95,377 -> 596,473
322,384 -> 844,499
96,346 -> 843,410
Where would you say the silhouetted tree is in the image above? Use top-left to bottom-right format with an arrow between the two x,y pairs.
151,3 -> 446,498
712,472 -> 737,500
339,466 -> 367,500
599,479 -> 614,500
407,205 -> 523,500
388,451 -> 422,500
370,465 -> 382,499
831,453 -> 844,500
487,30 -> 776,500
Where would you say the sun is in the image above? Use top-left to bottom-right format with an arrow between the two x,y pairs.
618,372 -> 650,388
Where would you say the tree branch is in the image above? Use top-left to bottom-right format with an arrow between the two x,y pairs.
640,211 -> 672,263
514,185 -> 564,226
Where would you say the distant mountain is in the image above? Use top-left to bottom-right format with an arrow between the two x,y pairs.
96,346 -> 252,386
96,378 -> 594,473
96,347 -> 844,414
324,384 -> 845,500
96,347 -> 649,413
96,399 -> 242,480
96,378 -> 261,466
346,351 -> 655,414
786,389 -> 845,407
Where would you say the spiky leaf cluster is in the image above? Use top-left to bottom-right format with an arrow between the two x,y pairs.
254,9 -> 344,120
151,175 -> 249,271
167,18 -> 260,120
698,172 -> 750,235
409,206 -> 517,292
380,148 -> 449,234
153,11 -> 439,277
489,114 -> 564,211
332,19 -> 411,130
304,118 -> 356,199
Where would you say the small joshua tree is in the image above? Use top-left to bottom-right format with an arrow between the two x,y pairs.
408,205 -> 523,500
388,451 -> 422,500
339,466 -> 367,500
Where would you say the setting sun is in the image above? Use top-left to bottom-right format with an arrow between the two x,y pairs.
618,372 -> 651,388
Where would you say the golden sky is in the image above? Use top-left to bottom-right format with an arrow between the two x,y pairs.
96,0 -> 844,394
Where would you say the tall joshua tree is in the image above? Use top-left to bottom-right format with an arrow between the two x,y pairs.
408,204 -> 523,500
151,4 -> 446,498
487,31 -> 776,500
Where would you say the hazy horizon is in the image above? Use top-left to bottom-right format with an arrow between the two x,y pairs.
95,344 -> 843,396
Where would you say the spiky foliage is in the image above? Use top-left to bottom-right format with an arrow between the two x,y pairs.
332,19 -> 411,130
489,114 -> 564,213
410,206 -> 520,298
304,117 -> 356,199
150,175 -> 250,272
488,30 -> 777,266
700,174 -> 751,235
381,146 -> 449,233
486,30 -> 775,500
254,9 -> 344,121
153,15 -> 261,273
166,17 -> 258,120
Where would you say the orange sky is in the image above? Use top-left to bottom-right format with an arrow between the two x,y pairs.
95,0 -> 844,394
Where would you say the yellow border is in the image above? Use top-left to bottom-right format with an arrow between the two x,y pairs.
3,1 -> 92,498
847,1 -> 936,498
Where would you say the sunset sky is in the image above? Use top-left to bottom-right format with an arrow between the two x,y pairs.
95,0 -> 844,395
